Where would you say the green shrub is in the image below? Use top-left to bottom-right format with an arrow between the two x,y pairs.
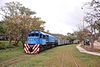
0,42 -> 6,49
0,41 -> 14,49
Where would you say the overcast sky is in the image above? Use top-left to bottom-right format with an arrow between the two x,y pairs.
0,0 -> 91,35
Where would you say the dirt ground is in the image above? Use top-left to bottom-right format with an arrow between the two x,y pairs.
81,41 -> 100,53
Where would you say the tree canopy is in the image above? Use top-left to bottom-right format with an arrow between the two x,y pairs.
0,1 -> 46,46
82,0 -> 100,48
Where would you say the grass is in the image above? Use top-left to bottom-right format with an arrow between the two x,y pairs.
0,41 -> 23,63
0,43 -> 100,67
73,45 -> 100,67
0,47 -> 23,63
0,41 -> 11,49
9,44 -> 100,67
0,41 -> 22,49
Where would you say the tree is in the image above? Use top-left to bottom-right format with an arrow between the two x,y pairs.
0,21 -> 5,34
0,1 -> 36,46
3,15 -> 32,46
0,1 -> 45,46
0,1 -> 35,18
31,16 -> 45,31
66,33 -> 77,43
73,31 -> 84,42
82,0 -> 100,48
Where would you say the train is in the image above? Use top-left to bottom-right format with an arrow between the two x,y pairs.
24,30 -> 70,54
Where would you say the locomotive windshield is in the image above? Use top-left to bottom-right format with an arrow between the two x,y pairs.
35,33 -> 39,36
28,34 -> 34,36
28,33 -> 39,37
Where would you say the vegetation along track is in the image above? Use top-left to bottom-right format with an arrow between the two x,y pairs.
0,53 -> 31,67
0,44 -> 100,67
0,45 -> 79,67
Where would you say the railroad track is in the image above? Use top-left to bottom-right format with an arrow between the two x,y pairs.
67,48 -> 79,67
70,53 -> 79,67
56,46 -> 79,67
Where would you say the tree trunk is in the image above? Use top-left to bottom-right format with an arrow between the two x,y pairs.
21,33 -> 26,48
90,40 -> 94,49
8,35 -> 12,45
90,35 -> 94,49
13,39 -> 19,47
80,41 -> 84,45
9,38 -> 12,45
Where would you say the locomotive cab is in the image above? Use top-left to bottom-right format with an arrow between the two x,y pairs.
27,30 -> 47,45
28,32 -> 40,45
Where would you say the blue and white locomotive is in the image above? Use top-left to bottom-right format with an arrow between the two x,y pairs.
24,30 -> 58,54
24,30 -> 70,54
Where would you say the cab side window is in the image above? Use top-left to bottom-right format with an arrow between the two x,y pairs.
46,35 -> 49,39
40,34 -> 42,38
43,35 -> 45,39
